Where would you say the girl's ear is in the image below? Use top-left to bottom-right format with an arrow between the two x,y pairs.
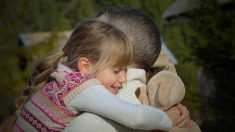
77,57 -> 92,75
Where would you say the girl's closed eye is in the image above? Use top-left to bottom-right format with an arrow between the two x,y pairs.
113,68 -> 127,74
113,68 -> 121,74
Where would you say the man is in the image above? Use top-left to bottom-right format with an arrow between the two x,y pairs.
64,7 -> 192,132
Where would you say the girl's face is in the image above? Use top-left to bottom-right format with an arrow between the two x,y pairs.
94,65 -> 127,94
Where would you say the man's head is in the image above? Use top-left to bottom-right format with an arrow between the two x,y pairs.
96,7 -> 161,71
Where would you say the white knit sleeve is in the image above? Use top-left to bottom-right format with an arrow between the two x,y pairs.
63,112 -> 147,132
69,85 -> 173,131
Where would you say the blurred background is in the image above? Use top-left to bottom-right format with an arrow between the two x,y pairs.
0,0 -> 234,131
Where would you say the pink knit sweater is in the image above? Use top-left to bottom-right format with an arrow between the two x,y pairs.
13,64 -> 100,132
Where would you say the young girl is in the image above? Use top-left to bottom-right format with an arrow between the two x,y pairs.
12,19 -> 176,132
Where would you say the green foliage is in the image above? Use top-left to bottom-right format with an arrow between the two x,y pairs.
177,63 -> 202,123
96,0 -> 142,9
62,0 -> 96,26
0,51 -> 27,120
179,0 -> 235,131
0,0 -> 71,123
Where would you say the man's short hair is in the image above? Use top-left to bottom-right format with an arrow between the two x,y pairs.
96,7 -> 161,71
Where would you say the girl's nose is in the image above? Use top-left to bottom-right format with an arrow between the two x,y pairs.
118,71 -> 127,83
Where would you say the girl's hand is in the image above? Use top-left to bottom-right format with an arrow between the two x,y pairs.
165,106 -> 180,126
175,103 -> 193,128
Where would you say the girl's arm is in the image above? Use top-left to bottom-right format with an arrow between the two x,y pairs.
69,85 -> 173,131
64,112 -> 146,132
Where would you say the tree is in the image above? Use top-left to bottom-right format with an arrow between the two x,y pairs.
181,0 -> 235,131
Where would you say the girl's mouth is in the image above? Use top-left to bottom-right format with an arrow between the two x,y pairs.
110,86 -> 120,94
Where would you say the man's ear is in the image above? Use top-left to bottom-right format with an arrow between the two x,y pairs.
77,57 -> 92,75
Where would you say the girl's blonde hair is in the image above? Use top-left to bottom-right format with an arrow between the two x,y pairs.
63,19 -> 134,74
21,19 -> 134,99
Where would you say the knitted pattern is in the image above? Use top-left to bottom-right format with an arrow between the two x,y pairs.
14,65 -> 100,132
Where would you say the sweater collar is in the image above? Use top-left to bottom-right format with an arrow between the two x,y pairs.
127,68 -> 146,84
50,63 -> 86,83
